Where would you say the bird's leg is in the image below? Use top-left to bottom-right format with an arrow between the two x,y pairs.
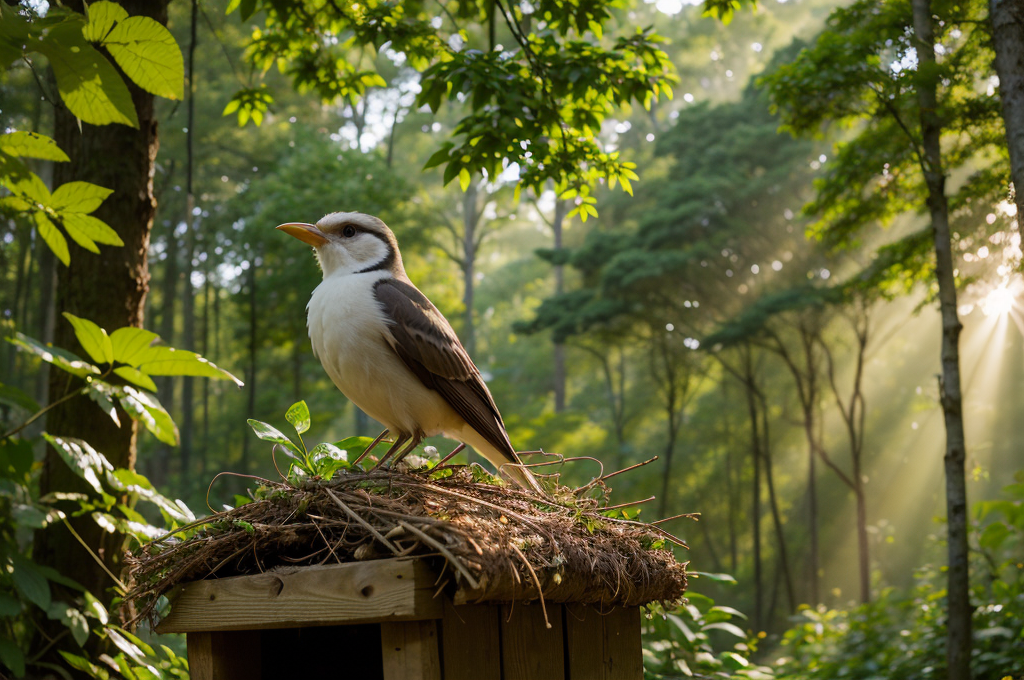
435,443 -> 466,468
371,434 -> 410,470
352,429 -> 390,466
390,435 -> 424,467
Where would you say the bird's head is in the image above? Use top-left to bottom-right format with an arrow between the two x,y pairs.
277,212 -> 403,278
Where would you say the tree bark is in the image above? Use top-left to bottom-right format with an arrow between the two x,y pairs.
990,0 -> 1024,225
38,0 -> 166,603
912,2 -> 972,677
742,346 -> 763,631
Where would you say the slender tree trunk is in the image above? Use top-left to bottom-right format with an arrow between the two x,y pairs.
912,2 -> 971,677
552,198 -> 568,412
38,0 -> 165,604
461,183 -> 478,356
743,348 -> 763,631
179,0 -> 199,486
241,260 -> 257,476
34,247 -> 56,406
990,0 -> 1024,224
201,265 -> 211,477
757,388 -> 796,615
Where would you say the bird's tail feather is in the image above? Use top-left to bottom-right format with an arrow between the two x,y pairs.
498,459 -> 546,496
467,436 -> 546,495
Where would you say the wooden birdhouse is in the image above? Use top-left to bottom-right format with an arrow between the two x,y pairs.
157,557 -> 644,680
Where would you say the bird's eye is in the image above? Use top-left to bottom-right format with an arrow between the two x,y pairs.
343,225 -> 356,238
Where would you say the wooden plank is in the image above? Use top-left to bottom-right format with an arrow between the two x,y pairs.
565,605 -> 643,680
440,599 -> 501,680
159,558 -> 441,633
186,631 -> 262,680
501,603 -> 566,680
381,620 -> 442,680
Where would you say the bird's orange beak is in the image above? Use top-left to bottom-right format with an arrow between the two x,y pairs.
276,222 -> 329,247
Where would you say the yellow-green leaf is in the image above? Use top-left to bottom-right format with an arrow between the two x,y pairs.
51,181 -> 113,213
109,327 -> 160,366
35,213 -> 70,266
0,131 -> 69,161
60,213 -> 123,247
103,15 -> 185,100
62,313 -> 114,365
82,1 -> 129,42
114,366 -> 158,392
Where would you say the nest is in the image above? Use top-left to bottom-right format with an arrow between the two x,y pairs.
124,462 -> 691,626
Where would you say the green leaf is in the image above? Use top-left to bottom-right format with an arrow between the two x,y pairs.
106,628 -> 146,661
691,571 -> 737,584
83,1 -> 129,42
246,419 -> 302,456
0,438 -> 34,479
311,442 -> 349,479
7,332 -> 100,378
702,621 -> 747,638
0,637 -> 25,678
60,213 -> 123,247
979,522 -> 1010,551
86,382 -> 122,427
0,382 -> 40,413
50,181 -> 113,214
239,0 -> 259,21
62,313 -> 114,365
0,131 -> 69,161
108,327 -> 160,366
10,552 -> 51,611
35,213 -> 70,266
135,346 -> 243,385
60,651 -> 107,679
103,15 -> 185,100
114,366 -> 158,392
39,19 -> 139,128
43,434 -> 111,494
47,602 -> 90,647
332,436 -> 375,459
83,592 -> 109,625
117,386 -> 179,446
0,593 -> 21,618
285,400 -> 311,434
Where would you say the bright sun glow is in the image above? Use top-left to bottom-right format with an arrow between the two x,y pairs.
981,285 -> 1015,317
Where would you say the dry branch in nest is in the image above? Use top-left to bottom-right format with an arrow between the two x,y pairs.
123,461 -> 692,627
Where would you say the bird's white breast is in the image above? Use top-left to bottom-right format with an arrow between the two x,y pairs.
306,272 -> 460,436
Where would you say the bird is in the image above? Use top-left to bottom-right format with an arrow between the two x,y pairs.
277,212 -> 544,495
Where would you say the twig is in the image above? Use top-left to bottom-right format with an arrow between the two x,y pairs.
651,513 -> 700,525
601,496 -> 656,511
324,488 -> 401,555
579,457 -> 659,493
398,521 -> 480,590
60,516 -> 127,593
351,429 -> 390,466
435,442 -> 466,467
510,543 -> 550,629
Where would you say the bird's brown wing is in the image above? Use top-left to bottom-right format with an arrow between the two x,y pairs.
373,278 -> 518,461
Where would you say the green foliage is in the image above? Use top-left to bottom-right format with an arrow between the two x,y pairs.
224,0 -> 687,213
643,587 -> 774,679
247,401 -> 379,482
775,476 -> 1024,680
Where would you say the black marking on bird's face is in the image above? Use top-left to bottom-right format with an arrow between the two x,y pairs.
313,212 -> 403,277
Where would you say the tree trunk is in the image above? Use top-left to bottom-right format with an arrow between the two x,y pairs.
38,0 -> 166,602
990,0 -> 1024,224
552,199 -> 568,412
179,0 -> 199,487
34,247 -> 56,406
461,182 -> 478,356
241,259 -> 257,476
742,347 -> 763,631
757,388 -> 796,615
912,2 -> 971,677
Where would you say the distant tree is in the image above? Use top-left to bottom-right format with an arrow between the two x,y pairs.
764,0 -> 1004,674
989,0 -> 1024,224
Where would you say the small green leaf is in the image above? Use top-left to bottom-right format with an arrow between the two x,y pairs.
8,332 -> 100,377
0,593 -> 22,618
135,346 -> 243,385
87,382 -> 122,427
0,382 -> 40,413
51,182 -> 114,214
83,1 -> 129,42
60,651 -> 105,678
83,592 -> 109,624
35,213 -> 69,266
691,571 -> 737,584
0,131 -> 69,161
10,553 -> 51,611
0,637 -> 25,678
60,213 -> 123,247
108,327 -> 160,366
118,386 -> 179,446
114,366 -> 158,392
105,628 -> 146,662
39,20 -> 139,128
702,621 -> 747,638
47,602 -> 89,647
246,419 -> 302,456
285,400 -> 311,434
103,15 -> 185,100
63,313 -> 114,365
43,434 -> 112,494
